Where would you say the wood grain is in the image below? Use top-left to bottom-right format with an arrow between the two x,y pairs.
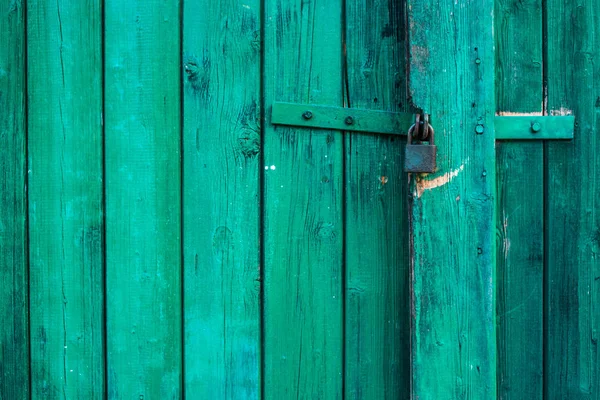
494,0 -> 544,398
27,1 -> 104,398
182,0 -> 261,397
407,1 -> 497,397
344,0 -> 410,398
0,1 -> 28,398
545,0 -> 600,398
104,0 -> 182,397
262,0 -> 344,398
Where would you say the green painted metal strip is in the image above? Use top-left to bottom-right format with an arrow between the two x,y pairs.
272,103 -> 574,141
495,115 -> 574,140
271,102 -> 414,135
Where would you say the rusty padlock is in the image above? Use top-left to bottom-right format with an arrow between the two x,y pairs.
404,114 -> 437,173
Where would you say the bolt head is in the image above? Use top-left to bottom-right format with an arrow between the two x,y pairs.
302,111 -> 313,120
531,122 -> 542,133
475,58 -> 481,65
475,124 -> 485,134
345,116 -> 354,125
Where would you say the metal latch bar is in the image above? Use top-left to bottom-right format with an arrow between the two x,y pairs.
271,102 -> 575,140
494,115 -> 575,140
271,102 -> 414,136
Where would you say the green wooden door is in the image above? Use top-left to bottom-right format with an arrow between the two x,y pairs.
1,0 -> 599,399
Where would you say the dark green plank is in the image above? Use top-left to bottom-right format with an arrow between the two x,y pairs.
27,1 -> 104,398
104,1 -> 182,397
182,0 -> 260,397
0,1 -> 28,398
407,1 -> 497,398
263,0 -> 344,398
271,102 -> 413,135
344,0 -> 409,398
494,1 -> 544,399
545,0 -> 600,398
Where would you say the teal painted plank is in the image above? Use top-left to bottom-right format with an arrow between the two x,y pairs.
344,0 -> 410,398
545,0 -> 600,398
494,1 -> 544,399
182,0 -> 260,397
271,102 -> 413,135
263,0 -> 344,398
0,1 -> 28,398
27,1 -> 104,398
495,116 -> 574,140
104,1 -> 182,398
407,1 -> 497,398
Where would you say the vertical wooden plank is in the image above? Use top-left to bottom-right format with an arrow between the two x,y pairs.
182,0 -> 260,397
494,1 -> 544,398
104,1 -> 182,398
27,1 -> 104,398
263,0 -> 344,398
0,1 -> 28,398
407,1 -> 497,398
344,0 -> 409,398
545,1 -> 600,398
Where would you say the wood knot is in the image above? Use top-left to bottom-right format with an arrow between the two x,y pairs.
213,226 -> 233,254
313,222 -> 336,242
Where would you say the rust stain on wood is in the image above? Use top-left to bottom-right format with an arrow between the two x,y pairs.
414,164 -> 464,198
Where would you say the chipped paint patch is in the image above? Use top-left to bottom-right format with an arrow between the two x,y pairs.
496,111 -> 543,116
549,107 -> 573,116
502,212 -> 511,259
415,164 -> 465,198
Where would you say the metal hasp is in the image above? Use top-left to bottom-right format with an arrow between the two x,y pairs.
271,102 -> 575,141
271,102 -> 415,135
404,114 -> 437,173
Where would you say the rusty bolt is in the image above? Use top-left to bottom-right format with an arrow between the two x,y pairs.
302,111 -> 313,120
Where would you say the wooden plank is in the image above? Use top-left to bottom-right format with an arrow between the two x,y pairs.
0,2 -> 28,398
344,0 -> 410,398
104,1 -> 182,397
494,0 -> 544,398
263,0 -> 344,398
407,1 -> 497,398
182,0 -> 260,397
271,102 -> 413,135
545,1 -> 600,398
27,1 -> 104,398
495,116 -> 574,140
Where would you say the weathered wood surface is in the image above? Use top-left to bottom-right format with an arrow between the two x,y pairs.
104,0 -> 182,397
182,0 -> 261,397
263,0 -> 344,398
407,1 -> 497,398
0,1 -> 28,398
27,1 -> 104,398
495,0 -> 544,398
545,0 -> 600,398
344,0 -> 410,398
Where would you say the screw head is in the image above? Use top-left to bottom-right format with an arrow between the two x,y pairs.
345,116 -> 354,125
302,111 -> 313,120
475,124 -> 485,134
531,122 -> 542,133
475,58 -> 481,65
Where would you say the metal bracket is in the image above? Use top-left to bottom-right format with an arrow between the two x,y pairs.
494,115 -> 575,140
271,102 -> 414,136
271,102 -> 575,140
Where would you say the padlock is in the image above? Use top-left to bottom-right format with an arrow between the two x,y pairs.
404,114 -> 437,173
